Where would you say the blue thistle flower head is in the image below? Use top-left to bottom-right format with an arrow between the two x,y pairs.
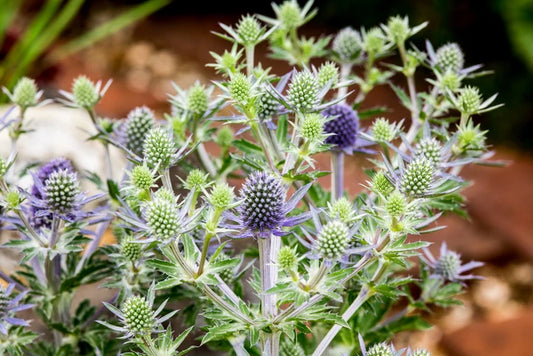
421,242 -> 483,283
0,284 -> 33,335
322,103 -> 359,149
29,158 -> 74,229
228,171 -> 310,238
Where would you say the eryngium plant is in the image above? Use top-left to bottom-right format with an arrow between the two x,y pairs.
0,1 -> 504,355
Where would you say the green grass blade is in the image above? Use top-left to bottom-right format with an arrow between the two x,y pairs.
47,0 -> 169,62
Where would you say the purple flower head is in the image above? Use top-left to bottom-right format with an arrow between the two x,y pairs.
225,171 -> 311,239
30,158 -> 74,229
322,103 -> 359,149
0,283 -> 33,335
421,242 -> 483,283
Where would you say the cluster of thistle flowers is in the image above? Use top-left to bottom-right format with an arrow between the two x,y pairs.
0,1 -> 502,355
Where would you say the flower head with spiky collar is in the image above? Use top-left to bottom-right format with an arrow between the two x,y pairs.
0,284 -> 33,335
421,242 -> 483,283
225,171 -> 310,238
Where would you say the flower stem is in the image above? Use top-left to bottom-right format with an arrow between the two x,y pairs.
246,45 -> 255,77
197,143 -> 217,178
259,235 -> 280,355
337,63 -> 352,101
331,151 -> 344,201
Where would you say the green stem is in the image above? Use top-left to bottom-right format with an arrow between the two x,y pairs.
246,45 -> 254,77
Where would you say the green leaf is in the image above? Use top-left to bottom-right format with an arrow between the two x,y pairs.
232,139 -> 263,155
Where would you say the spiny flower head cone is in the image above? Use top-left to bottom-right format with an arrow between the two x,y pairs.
364,27 -> 386,55
216,126 -> 234,148
436,43 -> 464,73
121,237 -> 142,261
435,250 -> 461,280
372,118 -> 395,142
409,349 -> 431,356
367,343 -> 394,356
387,16 -> 409,44
43,169 -> 80,215
237,15 -> 261,45
229,73 -> 252,105
278,246 -> 298,271
30,158 -> 74,228
257,87 -> 279,121
416,137 -> 442,167
72,76 -> 99,108
188,83 -> 208,117
124,107 -> 155,156
184,169 -> 208,191
333,27 -> 361,62
145,198 -> 180,240
317,62 -> 339,88
209,183 -> 234,210
280,337 -> 305,356
328,197 -> 353,223
131,165 -> 154,191
457,86 -> 482,114
401,158 -> 435,197
122,296 -> 154,334
372,171 -> 394,197
12,77 -> 38,107
322,104 -> 359,149
278,1 -> 302,30
300,113 -> 324,141
239,171 -> 286,235
288,70 -> 318,112
386,190 -> 407,218
316,220 -> 349,260
143,127 -> 175,170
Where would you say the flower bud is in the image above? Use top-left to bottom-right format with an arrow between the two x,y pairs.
401,158 -> 435,197
457,86 -> 481,114
372,171 -> 394,197
367,343 -> 394,356
280,337 -> 305,356
143,127 -> 175,170
154,187 -> 176,203
278,246 -> 298,271
454,122 -> 487,156
209,183 -> 234,210
216,126 -> 234,148
229,73 -> 252,105
188,83 -> 208,118
322,104 -> 359,149
237,15 -> 262,45
316,220 -> 349,260
184,169 -> 208,191
386,16 -> 409,44
240,172 -> 286,233
257,87 -> 279,121
122,296 -> 154,334
300,113 -> 324,141
440,71 -> 461,91
121,236 -> 142,262
12,77 -> 38,107
4,190 -> 23,210
124,107 -> 155,156
332,27 -> 362,62
72,76 -> 99,108
371,118 -> 395,142
44,169 -> 80,215
278,1 -> 303,30
328,197 -> 353,223
436,43 -> 464,73
317,62 -> 339,88
415,137 -> 441,168
145,198 -> 180,240
288,70 -> 319,112
364,27 -> 385,56
409,349 -> 431,356
386,190 -> 407,218
131,165 -> 154,191
435,250 -> 461,280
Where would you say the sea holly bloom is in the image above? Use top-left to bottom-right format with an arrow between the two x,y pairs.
0,284 -> 33,335
321,103 -> 374,154
421,242 -> 483,283
358,335 -> 404,356
406,348 -> 431,356
59,75 -> 112,110
120,106 -> 156,157
332,27 -> 363,63
98,285 -> 177,339
225,171 -> 309,238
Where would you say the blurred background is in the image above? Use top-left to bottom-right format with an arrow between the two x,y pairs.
1,0 -> 533,355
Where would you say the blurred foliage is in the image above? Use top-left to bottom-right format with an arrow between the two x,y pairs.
0,0 -> 169,100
